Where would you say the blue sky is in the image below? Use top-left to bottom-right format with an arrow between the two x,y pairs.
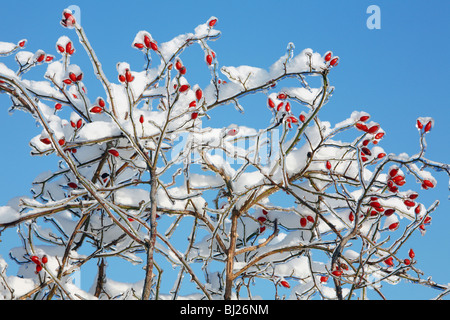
0,0 -> 449,299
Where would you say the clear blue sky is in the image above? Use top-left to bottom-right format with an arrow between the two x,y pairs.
0,0 -> 449,299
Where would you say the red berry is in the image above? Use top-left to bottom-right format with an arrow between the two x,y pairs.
392,175 -> 405,185
179,66 -> 187,75
277,93 -> 287,100
388,222 -> 399,231
409,249 -> 415,259
63,79 -> 72,85
35,264 -> 43,273
367,125 -> 380,134
320,276 -> 328,283
36,54 -> 45,63
349,212 -> 354,222
268,98 -> 275,109
30,256 -> 40,264
326,161 -> 331,170
359,115 -> 370,122
262,209 -> 268,215
404,258 -> 411,265
118,74 -> 126,83
361,147 -> 372,156
355,122 -> 368,132
19,40 -> 26,47
41,255 -> 48,264
329,57 -> 339,67
68,182 -> 78,189
108,149 -> 119,157
76,119 -> 83,129
384,257 -> 394,267
377,153 -> 386,159
134,43 -> 144,49
422,180 -> 434,188
424,121 -> 432,133
285,102 -> 291,112
404,200 -> 415,208
280,280 -> 290,288
90,106 -> 103,113
191,112 -> 198,120
186,101 -> 196,110
175,60 -> 183,71
58,138 -> 65,146
195,88 -> 203,101
257,216 -> 267,223
414,204 -> 421,215
370,201 -> 381,208
55,103 -> 62,110
125,70 -> 134,83
408,192 -> 419,200
144,35 -> 151,49
45,55 -> 54,62
206,54 -> 213,65
389,167 -> 399,177
69,72 -> 78,82
324,51 -> 332,62
300,217 -> 307,227
179,84 -> 190,93
332,270 -> 342,277
307,216 -> 315,223
208,19 -> 217,27
97,99 -> 105,109
375,132 -> 385,139
299,114 -> 306,122
384,209 -> 395,216
424,216 -> 432,225
150,41 -> 158,51
139,115 -> 144,124
259,226 -> 266,233
416,119 -> 423,130
66,42 -> 73,54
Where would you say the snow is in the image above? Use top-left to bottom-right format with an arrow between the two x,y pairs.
0,41 -> 17,56
0,206 -> 20,224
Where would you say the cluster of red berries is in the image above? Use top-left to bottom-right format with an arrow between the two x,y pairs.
416,118 -> 433,133
34,50 -> 54,64
188,88 -> 203,120
30,255 -> 48,274
324,51 -> 339,68
204,18 -> 218,66
63,71 -> 83,85
354,114 -> 387,161
267,92 -> 302,128
57,40 -> 75,55
174,59 -> 187,75
118,68 -> 135,84
90,97 -> 106,114
300,215 -> 315,228
384,248 -> 416,267
60,9 -> 76,28
133,33 -> 158,52
40,136 -> 66,147
257,209 -> 269,233
365,196 -> 400,231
